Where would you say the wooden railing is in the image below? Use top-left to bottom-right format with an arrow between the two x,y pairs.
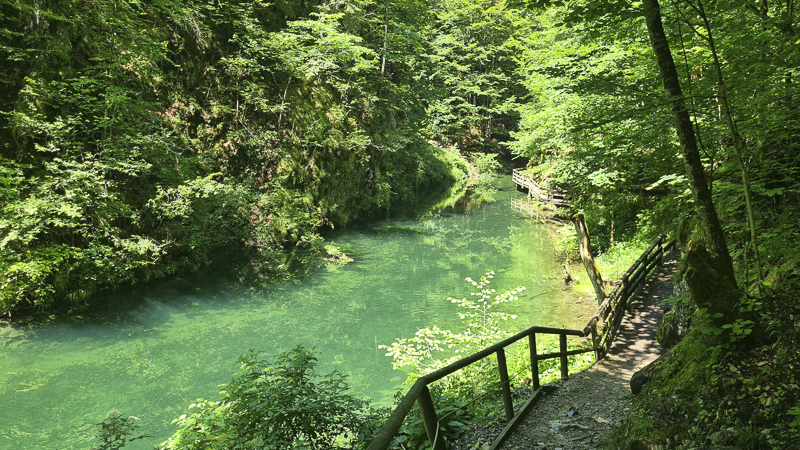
512,168 -> 569,207
366,235 -> 676,450
511,168 -> 535,187
512,168 -> 545,200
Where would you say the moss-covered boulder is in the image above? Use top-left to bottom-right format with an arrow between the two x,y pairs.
656,295 -> 695,349
683,243 -> 741,328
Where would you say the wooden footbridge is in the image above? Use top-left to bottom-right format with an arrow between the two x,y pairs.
512,168 -> 569,208
366,228 -> 677,450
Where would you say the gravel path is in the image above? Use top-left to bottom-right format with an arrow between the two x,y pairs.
497,252 -> 679,450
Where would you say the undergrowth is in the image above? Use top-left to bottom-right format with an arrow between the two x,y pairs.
556,221 -> 655,296
383,271 -> 596,449
607,274 -> 800,449
596,240 -> 652,281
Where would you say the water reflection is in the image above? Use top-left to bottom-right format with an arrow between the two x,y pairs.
0,176 -> 591,449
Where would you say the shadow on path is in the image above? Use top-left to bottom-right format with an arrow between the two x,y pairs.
498,251 -> 679,450
607,251 -> 679,365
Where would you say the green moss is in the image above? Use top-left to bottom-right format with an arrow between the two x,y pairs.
608,276 -> 800,449
684,243 -> 741,328
606,329 -> 723,449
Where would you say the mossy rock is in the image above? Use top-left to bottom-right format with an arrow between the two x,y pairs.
630,349 -> 672,395
608,329 -> 722,449
656,296 -> 694,349
683,243 -> 740,327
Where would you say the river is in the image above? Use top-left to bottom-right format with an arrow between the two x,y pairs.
0,176 -> 596,448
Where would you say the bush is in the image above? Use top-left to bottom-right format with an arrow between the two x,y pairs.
380,271 -> 525,382
161,346 -> 379,449
92,409 -> 151,450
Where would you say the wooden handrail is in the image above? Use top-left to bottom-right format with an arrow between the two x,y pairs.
512,168 -> 569,207
366,235 -> 677,450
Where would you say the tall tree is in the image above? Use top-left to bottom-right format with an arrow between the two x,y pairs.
673,0 -> 763,282
424,0 -> 528,148
641,0 -> 736,286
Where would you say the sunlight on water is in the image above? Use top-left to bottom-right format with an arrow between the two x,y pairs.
0,177 -> 596,448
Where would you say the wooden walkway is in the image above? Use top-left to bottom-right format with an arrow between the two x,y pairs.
498,252 -> 679,449
512,168 -> 569,208
366,236 -> 677,450
602,251 -> 677,368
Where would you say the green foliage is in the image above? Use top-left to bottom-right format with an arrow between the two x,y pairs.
0,0 -> 479,314
378,272 -> 527,445
92,409 -> 151,450
146,174 -> 254,268
422,0 -> 530,148
0,156 -> 163,310
513,0 -> 800,286
508,5 -> 685,256
162,346 -> 378,449
323,243 -> 354,265
381,271 -> 525,379
595,240 -> 650,281
451,271 -> 525,349
465,152 -> 502,201
391,394 -> 470,450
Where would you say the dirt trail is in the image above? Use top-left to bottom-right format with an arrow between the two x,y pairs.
498,252 -> 679,450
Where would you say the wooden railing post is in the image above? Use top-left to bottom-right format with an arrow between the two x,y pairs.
620,274 -> 630,305
497,349 -> 514,420
559,334 -> 569,380
529,333 -> 540,389
417,385 -> 446,450
365,231 -> 677,450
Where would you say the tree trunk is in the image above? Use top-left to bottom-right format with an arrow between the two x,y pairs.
380,0 -> 389,77
572,213 -> 606,304
692,0 -> 763,282
641,0 -> 737,286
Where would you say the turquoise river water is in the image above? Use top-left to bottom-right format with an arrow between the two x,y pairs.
0,177 -> 597,448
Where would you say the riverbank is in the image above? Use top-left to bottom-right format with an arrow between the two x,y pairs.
0,177 -> 592,449
449,252 -> 677,449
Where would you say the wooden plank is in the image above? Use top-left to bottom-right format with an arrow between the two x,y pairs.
512,168 -> 567,206
536,347 -> 596,360
498,350 -> 515,420
489,385 -> 558,450
366,379 -> 428,450
529,333 -> 540,389
560,334 -> 569,379
418,385 -> 446,450
420,326 -> 585,385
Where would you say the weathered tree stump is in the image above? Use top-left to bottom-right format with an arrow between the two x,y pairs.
572,213 -> 606,304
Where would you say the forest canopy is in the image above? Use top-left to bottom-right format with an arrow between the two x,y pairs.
2,0 -> 799,329
3,0 -> 800,448
1,0 -> 525,313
